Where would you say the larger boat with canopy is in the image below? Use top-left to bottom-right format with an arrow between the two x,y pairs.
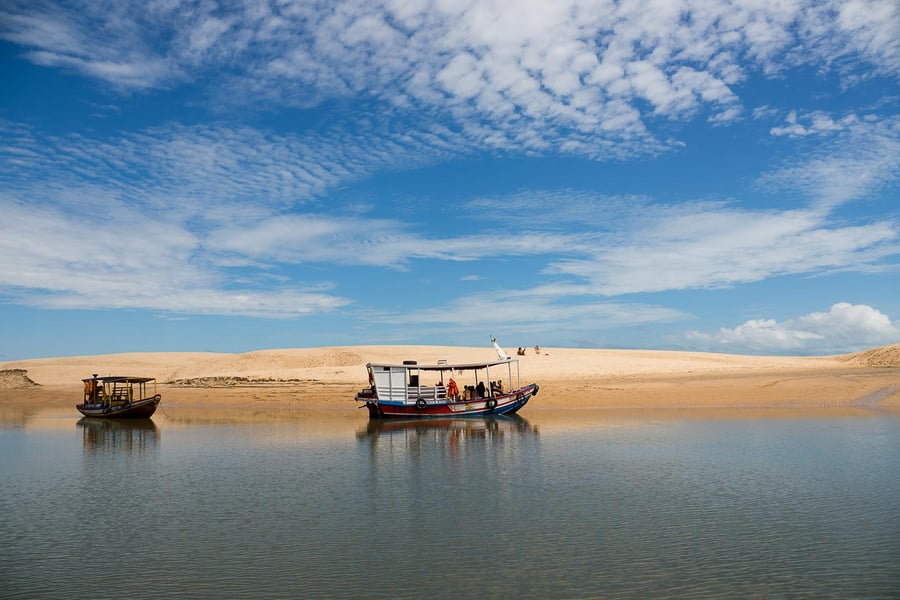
355,340 -> 539,418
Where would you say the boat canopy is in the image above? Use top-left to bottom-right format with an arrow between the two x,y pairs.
82,376 -> 157,383
364,359 -> 517,371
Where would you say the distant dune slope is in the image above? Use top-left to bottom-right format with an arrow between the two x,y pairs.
840,344 -> 900,367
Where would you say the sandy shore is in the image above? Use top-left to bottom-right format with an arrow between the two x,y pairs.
1,344 -> 898,417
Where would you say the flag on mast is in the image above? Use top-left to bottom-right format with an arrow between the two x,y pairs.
490,335 -> 510,361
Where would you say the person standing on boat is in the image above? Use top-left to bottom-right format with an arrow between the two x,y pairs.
476,381 -> 486,398
447,377 -> 459,400
84,375 -> 101,405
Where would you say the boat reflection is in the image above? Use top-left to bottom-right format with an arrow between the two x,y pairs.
357,414 -> 538,458
360,413 -> 537,438
78,417 -> 160,453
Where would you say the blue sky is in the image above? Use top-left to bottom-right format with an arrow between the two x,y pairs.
1,0 -> 898,360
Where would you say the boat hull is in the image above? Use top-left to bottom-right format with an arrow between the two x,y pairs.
364,384 -> 539,419
76,395 -> 161,419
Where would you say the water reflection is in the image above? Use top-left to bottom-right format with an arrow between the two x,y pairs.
356,414 -> 540,483
2,414 -> 898,599
358,414 -> 537,445
0,404 -> 37,429
77,417 -> 160,453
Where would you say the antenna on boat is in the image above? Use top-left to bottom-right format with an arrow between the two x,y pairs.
490,335 -> 510,361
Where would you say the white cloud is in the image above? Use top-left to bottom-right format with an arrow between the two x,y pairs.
770,111 -> 860,137
494,115 -> 900,295
0,2 -> 176,89
759,115 -> 900,209
544,202 -> 898,296
4,1 -> 896,158
0,122 -> 584,316
0,120 -> 471,219
0,195 -> 350,318
832,0 -> 900,78
369,289 -> 689,341
206,212 -> 583,269
687,303 -> 900,354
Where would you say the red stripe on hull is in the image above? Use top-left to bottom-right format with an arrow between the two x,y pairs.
365,386 -> 536,418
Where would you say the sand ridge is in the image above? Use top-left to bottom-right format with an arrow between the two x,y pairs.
0,369 -> 37,389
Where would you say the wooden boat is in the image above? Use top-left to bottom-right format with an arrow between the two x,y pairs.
355,350 -> 539,418
76,374 -> 161,418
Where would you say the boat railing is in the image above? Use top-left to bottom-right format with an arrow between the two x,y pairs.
375,384 -> 449,404
107,386 -> 134,405
405,385 -> 447,404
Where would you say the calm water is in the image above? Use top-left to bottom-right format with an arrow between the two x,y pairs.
1,408 -> 898,599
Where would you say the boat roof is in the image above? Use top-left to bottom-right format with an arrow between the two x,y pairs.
82,376 -> 156,383
366,359 -> 518,371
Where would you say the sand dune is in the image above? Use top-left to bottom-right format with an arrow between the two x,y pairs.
5,344 -> 896,386
1,344 -> 898,411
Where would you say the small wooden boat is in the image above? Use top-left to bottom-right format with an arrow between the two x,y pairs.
76,375 -> 161,418
355,347 -> 539,418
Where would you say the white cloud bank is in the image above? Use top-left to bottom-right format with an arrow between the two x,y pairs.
687,303 -> 900,354
2,0 -> 898,158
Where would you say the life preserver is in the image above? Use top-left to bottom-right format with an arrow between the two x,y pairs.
486,398 -> 497,409
415,398 -> 427,410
